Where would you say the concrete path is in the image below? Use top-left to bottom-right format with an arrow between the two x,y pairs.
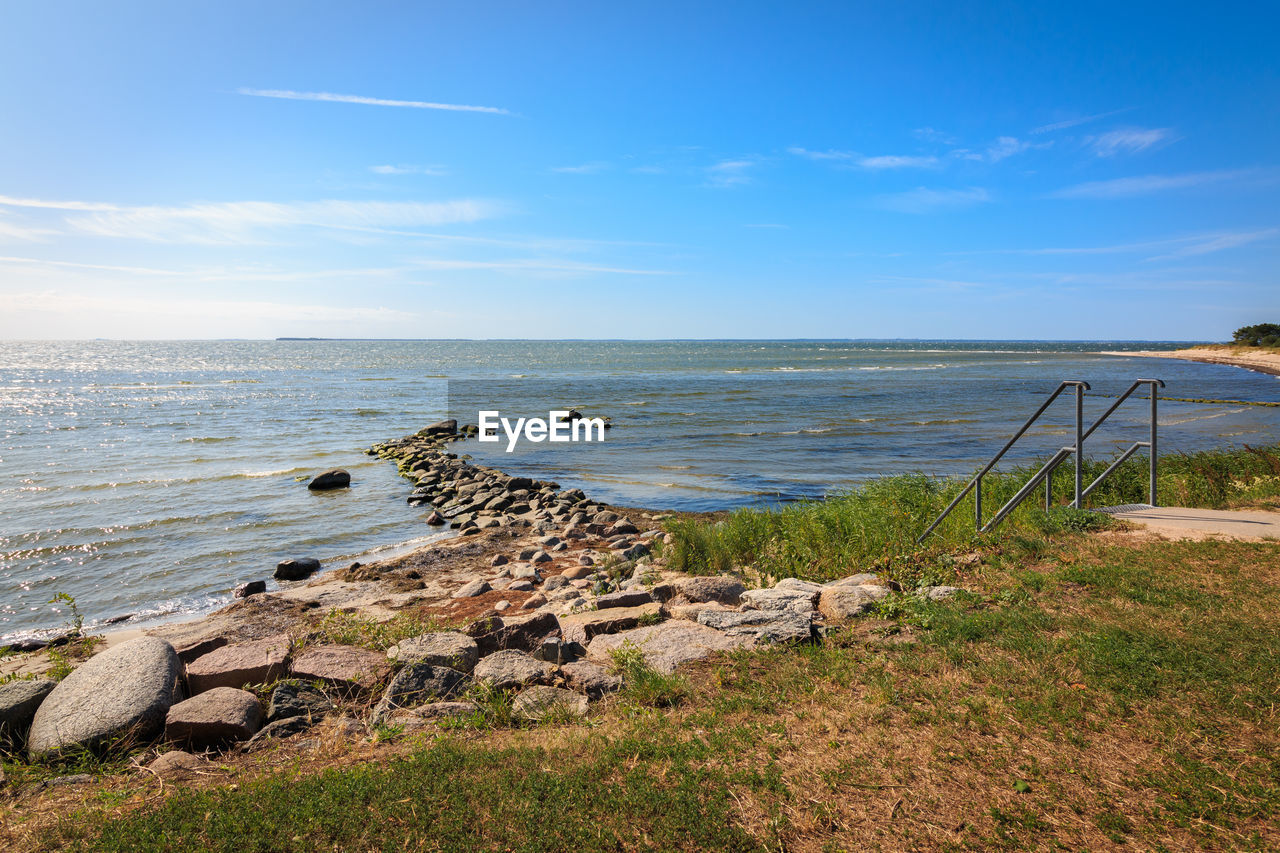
1105,506 -> 1280,541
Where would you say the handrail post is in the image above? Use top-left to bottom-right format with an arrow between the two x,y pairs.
1045,466 -> 1052,511
1149,380 -> 1158,507
1074,383 -> 1084,509
975,474 -> 982,528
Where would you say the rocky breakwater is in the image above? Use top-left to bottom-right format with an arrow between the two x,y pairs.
367,418 -> 597,536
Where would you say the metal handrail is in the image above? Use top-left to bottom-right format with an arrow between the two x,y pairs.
1038,379 -> 1165,509
916,381 -> 1089,542
917,378 -> 1163,542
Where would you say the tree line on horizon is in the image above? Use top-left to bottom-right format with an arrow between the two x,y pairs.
1231,323 -> 1280,347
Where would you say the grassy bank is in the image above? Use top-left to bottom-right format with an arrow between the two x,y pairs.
665,443 -> 1280,585
22,534 -> 1280,851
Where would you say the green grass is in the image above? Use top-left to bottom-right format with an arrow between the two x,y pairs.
301,609 -> 441,652
664,443 -> 1280,585
44,740 -> 762,853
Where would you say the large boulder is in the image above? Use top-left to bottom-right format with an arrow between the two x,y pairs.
559,603 -> 662,646
586,622 -> 752,674
740,587 -> 818,614
469,612 -> 561,655
417,419 -> 457,437
696,609 -> 813,643
472,650 -> 554,690
290,645 -> 391,694
386,632 -> 479,672
28,636 -> 181,758
274,558 -> 320,581
266,682 -> 332,723
371,664 -> 470,726
307,470 -> 351,491
672,576 -> 746,605
186,634 -> 291,694
817,585 -> 889,621
165,687 -> 262,748
0,678 -> 57,743
560,661 -> 622,698
512,686 -> 587,721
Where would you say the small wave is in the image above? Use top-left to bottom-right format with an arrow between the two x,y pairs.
182,435 -> 235,443
657,465 -> 694,470
219,379 -> 261,384
355,409 -> 386,417
359,377 -> 397,381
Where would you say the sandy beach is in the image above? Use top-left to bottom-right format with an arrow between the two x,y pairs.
1099,346 -> 1280,378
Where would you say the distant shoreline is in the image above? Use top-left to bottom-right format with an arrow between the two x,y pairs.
1098,346 -> 1280,378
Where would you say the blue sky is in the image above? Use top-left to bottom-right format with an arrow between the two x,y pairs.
1,1 -> 1276,340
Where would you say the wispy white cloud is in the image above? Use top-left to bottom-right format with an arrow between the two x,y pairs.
551,162 -> 610,174
0,215 -> 59,242
1087,127 -> 1174,156
788,147 -> 938,169
1030,108 -> 1133,135
954,137 -> 1037,163
788,147 -> 855,161
913,127 -> 958,145
0,195 -> 503,244
1050,170 -> 1249,199
953,228 -> 1277,259
409,258 -> 675,276
705,159 -> 757,188
1144,228 -> 1278,261
878,187 -> 990,213
859,155 -> 939,169
370,164 -> 448,175
237,88 -> 509,115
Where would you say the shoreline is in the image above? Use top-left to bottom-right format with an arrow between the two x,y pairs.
1,419 -> 679,678
1098,345 -> 1280,378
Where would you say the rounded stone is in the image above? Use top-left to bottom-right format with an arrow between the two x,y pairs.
385,632 -> 479,673
28,636 -> 182,758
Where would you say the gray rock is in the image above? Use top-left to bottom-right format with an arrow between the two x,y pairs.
243,715 -> 311,750
740,587 -> 818,614
381,701 -> 479,728
920,585 -> 962,601
453,578 -> 491,598
673,576 -> 746,605
512,686 -> 587,721
472,650 -> 554,690
308,469 -> 351,490
418,419 -> 457,436
773,578 -> 825,596
28,636 -> 182,758
0,678 -> 56,742
266,682 -> 332,723
817,585 -> 890,621
529,550 -> 552,564
386,631 -> 479,672
586,622 -> 753,674
372,664 -> 471,726
560,660 -> 622,698
233,580 -> 266,598
696,609 -> 813,643
165,687 -> 262,748
274,558 -> 320,581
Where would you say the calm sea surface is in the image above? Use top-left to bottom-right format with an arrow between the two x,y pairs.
3,340 -> 1278,640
